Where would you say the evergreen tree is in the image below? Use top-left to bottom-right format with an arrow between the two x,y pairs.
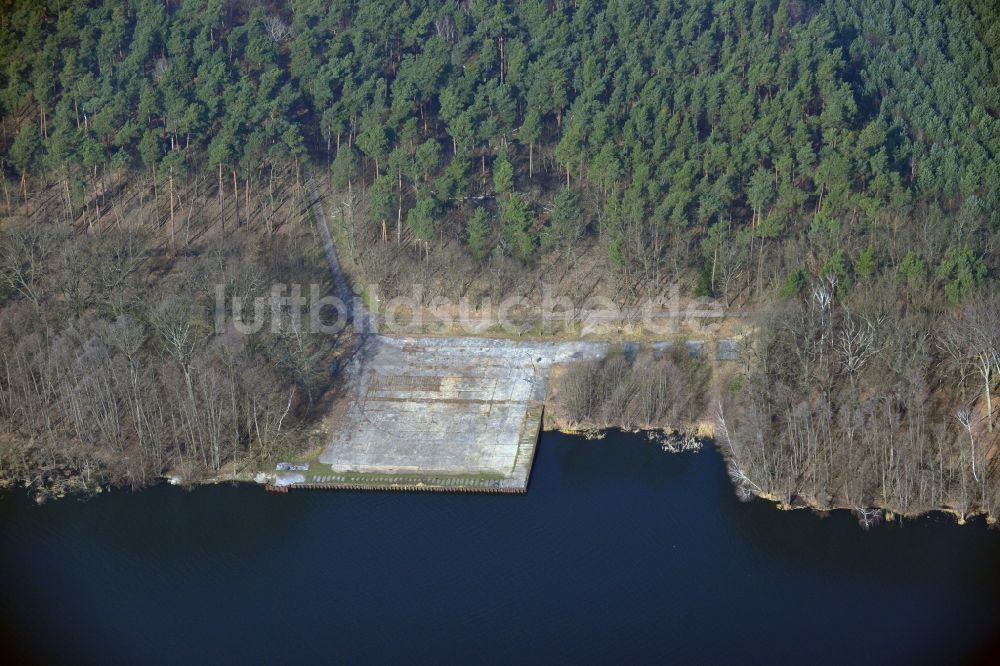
492,153 -> 513,195
542,186 -> 580,252
501,194 -> 534,263
407,191 -> 436,242
466,207 -> 491,259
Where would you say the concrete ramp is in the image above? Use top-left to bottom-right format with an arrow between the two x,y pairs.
310,336 -> 605,492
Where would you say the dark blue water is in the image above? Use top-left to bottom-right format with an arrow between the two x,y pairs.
2,431 -> 999,665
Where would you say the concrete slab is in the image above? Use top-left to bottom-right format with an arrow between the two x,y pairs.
717,339 -> 740,361
316,336 -> 606,491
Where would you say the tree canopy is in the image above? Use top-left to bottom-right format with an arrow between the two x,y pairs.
1,0 -> 998,295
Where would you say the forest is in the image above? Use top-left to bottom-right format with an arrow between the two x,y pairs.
1,0 -> 1000,515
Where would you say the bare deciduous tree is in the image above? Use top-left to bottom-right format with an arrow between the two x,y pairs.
941,298 -> 999,432
265,16 -> 293,43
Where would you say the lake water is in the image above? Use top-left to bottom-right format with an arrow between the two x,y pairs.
2,431 -> 999,665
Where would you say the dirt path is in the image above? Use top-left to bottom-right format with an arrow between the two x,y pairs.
305,176 -> 377,339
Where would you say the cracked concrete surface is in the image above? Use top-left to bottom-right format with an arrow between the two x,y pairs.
319,336 -> 606,488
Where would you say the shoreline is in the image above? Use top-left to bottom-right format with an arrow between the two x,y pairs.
3,424 -> 997,528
